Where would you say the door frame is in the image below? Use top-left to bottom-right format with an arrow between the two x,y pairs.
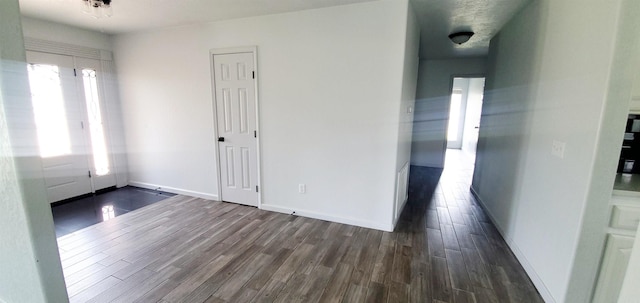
209,46 -> 262,208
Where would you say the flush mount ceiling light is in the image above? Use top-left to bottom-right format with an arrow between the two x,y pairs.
82,0 -> 113,19
448,31 -> 474,45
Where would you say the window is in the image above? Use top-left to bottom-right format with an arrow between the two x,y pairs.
27,64 -> 72,158
82,69 -> 110,176
447,90 -> 462,141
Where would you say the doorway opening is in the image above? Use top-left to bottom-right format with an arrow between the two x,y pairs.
445,77 -> 485,170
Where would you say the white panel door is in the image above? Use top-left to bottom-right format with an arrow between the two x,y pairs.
213,52 -> 258,206
26,51 -> 92,202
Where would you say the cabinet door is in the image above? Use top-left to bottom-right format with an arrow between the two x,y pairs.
593,234 -> 635,303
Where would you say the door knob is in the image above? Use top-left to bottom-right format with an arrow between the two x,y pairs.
218,137 -> 225,142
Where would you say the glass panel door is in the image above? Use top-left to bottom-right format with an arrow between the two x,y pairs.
26,51 -> 93,202
75,57 -> 116,191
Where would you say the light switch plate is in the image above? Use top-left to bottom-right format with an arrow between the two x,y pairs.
552,140 -> 566,158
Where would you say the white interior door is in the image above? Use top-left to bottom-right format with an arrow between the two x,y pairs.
213,52 -> 258,206
26,51 -> 92,202
75,57 -> 117,191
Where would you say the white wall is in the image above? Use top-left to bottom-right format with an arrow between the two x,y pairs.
472,0 -> 640,301
21,16 -> 113,51
411,57 -> 486,168
114,0 -> 412,231
393,1 -> 420,223
0,1 -> 68,301
396,2 -> 420,172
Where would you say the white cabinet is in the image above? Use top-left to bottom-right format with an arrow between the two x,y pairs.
610,205 -> 640,231
593,234 -> 635,303
592,191 -> 640,303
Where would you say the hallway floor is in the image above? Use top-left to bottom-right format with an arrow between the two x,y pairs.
404,149 -> 543,302
56,150 -> 543,302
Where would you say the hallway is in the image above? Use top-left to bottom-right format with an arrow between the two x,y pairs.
403,149 -> 543,302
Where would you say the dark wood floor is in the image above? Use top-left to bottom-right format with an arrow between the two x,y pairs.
57,152 -> 543,303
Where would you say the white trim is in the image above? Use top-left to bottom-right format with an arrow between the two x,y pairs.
210,46 -> 258,55
392,161 -> 410,229
260,204 -> 394,232
412,162 -> 444,169
209,46 -> 262,208
392,197 -> 408,229
470,187 -> 556,303
23,37 -> 107,60
128,181 -> 219,201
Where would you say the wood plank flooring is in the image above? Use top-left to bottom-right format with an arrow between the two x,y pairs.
57,152 -> 544,303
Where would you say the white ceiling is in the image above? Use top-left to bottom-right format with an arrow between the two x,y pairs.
19,0 -> 530,59
411,0 -> 530,59
18,0 -> 378,33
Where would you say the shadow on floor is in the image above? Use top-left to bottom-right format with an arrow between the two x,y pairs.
393,157 -> 544,302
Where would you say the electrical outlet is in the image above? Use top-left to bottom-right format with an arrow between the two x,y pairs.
551,140 -> 566,158
298,184 -> 306,194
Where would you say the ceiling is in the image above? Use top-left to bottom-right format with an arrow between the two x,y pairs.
411,0 -> 530,58
18,0 -> 377,34
19,0 -> 530,59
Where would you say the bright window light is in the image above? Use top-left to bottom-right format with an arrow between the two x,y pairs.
447,91 -> 462,141
82,69 -> 110,176
82,68 -> 109,176
27,64 -> 72,158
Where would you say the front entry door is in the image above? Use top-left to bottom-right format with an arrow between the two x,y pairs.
213,52 -> 258,206
26,51 -> 92,202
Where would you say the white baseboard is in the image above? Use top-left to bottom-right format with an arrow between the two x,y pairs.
410,162 -> 444,169
128,181 -> 390,231
128,181 -> 219,201
470,187 -> 556,303
260,204 -> 393,232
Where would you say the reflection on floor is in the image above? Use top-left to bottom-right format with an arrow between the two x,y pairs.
51,186 -> 175,237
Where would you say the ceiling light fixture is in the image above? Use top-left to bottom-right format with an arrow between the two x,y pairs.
448,31 -> 474,45
82,0 -> 113,19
